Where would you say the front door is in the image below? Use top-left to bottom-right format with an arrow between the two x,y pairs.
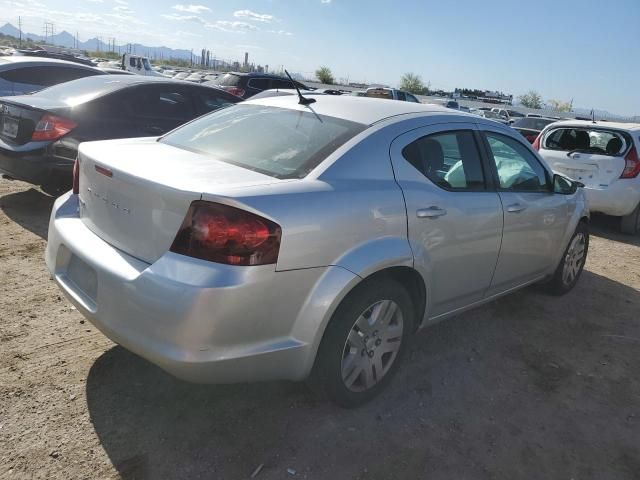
480,129 -> 569,293
390,123 -> 503,317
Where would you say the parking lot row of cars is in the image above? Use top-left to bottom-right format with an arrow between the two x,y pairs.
2,52 -> 638,233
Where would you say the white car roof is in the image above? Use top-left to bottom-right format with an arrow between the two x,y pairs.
546,119 -> 640,132
245,94 -> 456,125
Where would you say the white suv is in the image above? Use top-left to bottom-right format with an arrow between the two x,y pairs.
535,120 -> 640,233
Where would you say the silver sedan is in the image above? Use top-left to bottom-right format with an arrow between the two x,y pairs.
46,94 -> 589,407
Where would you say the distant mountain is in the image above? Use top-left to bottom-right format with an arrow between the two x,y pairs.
0,22 -> 192,61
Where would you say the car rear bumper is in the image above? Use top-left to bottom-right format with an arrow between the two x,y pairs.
0,138 -> 73,184
583,181 -> 640,217
45,192 -> 358,383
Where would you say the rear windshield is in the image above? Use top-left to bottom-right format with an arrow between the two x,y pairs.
25,75 -> 125,103
160,104 -> 367,179
365,89 -> 393,100
216,74 -> 241,86
544,128 -> 627,155
512,118 -> 556,130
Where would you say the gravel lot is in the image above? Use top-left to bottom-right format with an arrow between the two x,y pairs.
1,177 -> 639,480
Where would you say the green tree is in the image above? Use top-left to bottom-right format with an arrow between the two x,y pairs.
547,99 -> 572,112
315,66 -> 335,85
518,90 -> 543,109
400,72 -> 425,94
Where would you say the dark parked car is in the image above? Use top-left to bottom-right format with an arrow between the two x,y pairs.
0,56 -> 105,97
511,117 -> 558,143
0,75 -> 239,189
209,72 -> 310,99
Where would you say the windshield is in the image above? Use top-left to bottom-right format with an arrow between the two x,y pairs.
161,104 -> 367,179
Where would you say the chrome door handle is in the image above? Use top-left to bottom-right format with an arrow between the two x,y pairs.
506,203 -> 527,213
417,206 -> 447,218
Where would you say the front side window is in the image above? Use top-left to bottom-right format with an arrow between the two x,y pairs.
485,132 -> 550,192
401,130 -> 486,191
544,128 -> 626,155
161,104 -> 366,179
396,91 -> 406,101
405,94 -> 420,103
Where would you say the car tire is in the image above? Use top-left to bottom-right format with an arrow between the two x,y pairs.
620,203 -> 640,235
312,276 -> 415,408
546,222 -> 589,295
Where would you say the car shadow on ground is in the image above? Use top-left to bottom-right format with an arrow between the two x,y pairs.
590,213 -> 640,246
85,270 -> 640,480
0,185 -> 56,239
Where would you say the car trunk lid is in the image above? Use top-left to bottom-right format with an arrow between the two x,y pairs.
547,151 -> 626,188
0,99 -> 68,145
77,138 -> 280,264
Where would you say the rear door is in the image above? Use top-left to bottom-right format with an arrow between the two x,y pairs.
539,126 -> 628,188
480,128 -> 568,293
390,122 -> 503,316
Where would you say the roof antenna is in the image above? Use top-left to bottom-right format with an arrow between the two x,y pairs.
284,69 -> 315,106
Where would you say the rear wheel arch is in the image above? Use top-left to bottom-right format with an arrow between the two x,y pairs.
353,266 -> 427,333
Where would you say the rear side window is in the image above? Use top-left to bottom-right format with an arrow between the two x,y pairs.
402,131 -> 486,191
544,128 -> 626,156
396,91 -> 406,101
0,66 -> 98,86
161,104 -> 366,179
485,132 -> 550,192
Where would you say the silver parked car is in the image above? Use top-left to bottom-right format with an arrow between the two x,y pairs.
46,96 -> 589,406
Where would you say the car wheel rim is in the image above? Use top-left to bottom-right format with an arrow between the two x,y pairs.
340,299 -> 404,393
562,232 -> 586,286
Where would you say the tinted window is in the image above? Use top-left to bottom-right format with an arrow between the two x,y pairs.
402,131 -> 486,191
216,74 -> 241,86
396,91 -> 406,101
247,78 -> 271,90
161,104 -> 366,179
544,128 -> 626,155
129,58 -> 136,67
271,78 -> 294,89
485,132 -> 549,192
364,89 -> 393,99
405,94 -> 420,103
0,66 -> 99,86
130,87 -> 194,120
512,118 -> 556,130
194,88 -> 238,114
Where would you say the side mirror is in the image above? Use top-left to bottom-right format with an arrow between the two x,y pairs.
553,173 -> 583,195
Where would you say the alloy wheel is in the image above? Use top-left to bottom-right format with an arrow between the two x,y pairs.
340,299 -> 404,392
562,232 -> 586,286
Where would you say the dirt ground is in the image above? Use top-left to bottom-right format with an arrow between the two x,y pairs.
0,177 -> 639,480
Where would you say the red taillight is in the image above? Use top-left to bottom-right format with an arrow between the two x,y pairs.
72,158 -> 79,194
621,146 -> 640,179
222,86 -> 245,97
170,201 -> 281,266
31,114 -> 76,141
532,133 -> 542,151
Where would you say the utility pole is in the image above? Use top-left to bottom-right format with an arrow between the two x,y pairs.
18,16 -> 22,47
43,21 -> 55,45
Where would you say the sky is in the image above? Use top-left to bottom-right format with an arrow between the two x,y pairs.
2,0 -> 640,116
